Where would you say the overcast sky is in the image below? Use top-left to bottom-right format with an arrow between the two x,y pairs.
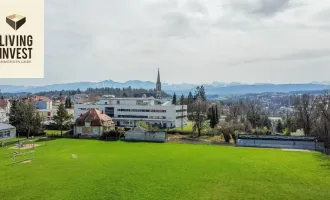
1,0 -> 330,86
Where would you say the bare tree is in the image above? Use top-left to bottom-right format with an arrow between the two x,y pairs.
292,94 -> 318,136
246,100 -> 262,129
227,103 -> 241,123
320,91 -> 330,123
188,98 -> 208,137
317,91 -> 330,150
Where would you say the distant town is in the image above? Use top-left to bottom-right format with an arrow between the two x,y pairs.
0,69 -> 329,148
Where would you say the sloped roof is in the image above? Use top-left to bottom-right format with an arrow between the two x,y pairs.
76,109 -> 114,126
33,96 -> 51,102
0,123 -> 15,130
0,99 -> 9,108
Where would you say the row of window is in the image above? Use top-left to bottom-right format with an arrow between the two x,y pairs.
118,115 -> 149,119
176,109 -> 187,112
176,115 -> 187,119
76,127 -> 99,134
117,115 -> 167,119
0,131 -> 10,138
118,109 -> 166,113
150,116 -> 166,119
78,108 -> 167,113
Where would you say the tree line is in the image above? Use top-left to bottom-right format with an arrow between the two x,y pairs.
9,100 -> 72,138
35,86 -> 170,98
171,87 -> 330,148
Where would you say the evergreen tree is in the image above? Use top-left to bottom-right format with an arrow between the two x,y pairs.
9,100 -> 20,131
210,106 -> 216,128
188,92 -> 194,104
10,100 -> 42,138
215,106 -> 219,125
53,104 -> 72,136
199,85 -> 206,101
65,96 -> 72,108
194,86 -> 200,100
172,93 -> 177,105
68,96 -> 72,108
65,97 -> 68,108
180,94 -> 185,105
262,116 -> 272,129
276,120 -> 284,133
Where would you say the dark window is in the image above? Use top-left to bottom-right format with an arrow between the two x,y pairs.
105,107 -> 114,117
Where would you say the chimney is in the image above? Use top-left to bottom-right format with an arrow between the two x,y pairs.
101,110 -> 104,114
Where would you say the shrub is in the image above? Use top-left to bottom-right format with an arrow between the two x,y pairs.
166,130 -> 193,135
223,133 -> 231,143
283,128 -> 291,136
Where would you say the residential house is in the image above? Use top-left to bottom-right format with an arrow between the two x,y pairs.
0,123 -> 16,140
32,96 -> 53,110
74,108 -> 115,136
37,109 -> 55,121
31,96 -> 54,120
0,108 -> 9,123
73,94 -> 89,104
0,99 -> 11,113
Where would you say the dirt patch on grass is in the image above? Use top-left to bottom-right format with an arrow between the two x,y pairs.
282,149 -> 310,152
9,144 -> 40,150
167,134 -> 233,145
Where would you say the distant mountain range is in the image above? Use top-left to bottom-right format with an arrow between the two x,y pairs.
1,80 -> 330,97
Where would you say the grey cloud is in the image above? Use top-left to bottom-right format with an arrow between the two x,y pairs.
279,49 -> 330,61
226,0 -> 293,17
161,12 -> 197,38
2,0 -> 330,86
252,0 -> 292,16
232,49 -> 330,65
185,0 -> 208,14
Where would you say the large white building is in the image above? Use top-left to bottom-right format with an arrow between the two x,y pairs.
74,96 -> 187,128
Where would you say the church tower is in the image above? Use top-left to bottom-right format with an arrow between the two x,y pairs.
156,68 -> 162,99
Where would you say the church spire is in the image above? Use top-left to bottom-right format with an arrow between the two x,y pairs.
157,68 -> 161,84
156,68 -> 162,99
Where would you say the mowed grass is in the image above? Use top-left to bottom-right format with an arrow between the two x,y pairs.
0,139 -> 330,200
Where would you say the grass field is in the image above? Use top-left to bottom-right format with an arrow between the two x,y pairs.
1,139 -> 330,200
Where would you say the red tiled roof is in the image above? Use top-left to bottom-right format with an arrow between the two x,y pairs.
76,109 -> 113,126
32,96 -> 51,102
0,99 -> 9,107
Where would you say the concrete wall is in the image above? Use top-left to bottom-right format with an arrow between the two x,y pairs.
237,139 -> 319,150
125,131 -> 167,142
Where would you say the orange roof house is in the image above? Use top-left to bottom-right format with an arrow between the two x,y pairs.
32,96 -> 51,102
74,109 -> 115,136
0,99 -> 11,113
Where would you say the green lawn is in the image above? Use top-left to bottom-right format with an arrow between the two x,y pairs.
170,121 -> 193,132
0,139 -> 330,200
